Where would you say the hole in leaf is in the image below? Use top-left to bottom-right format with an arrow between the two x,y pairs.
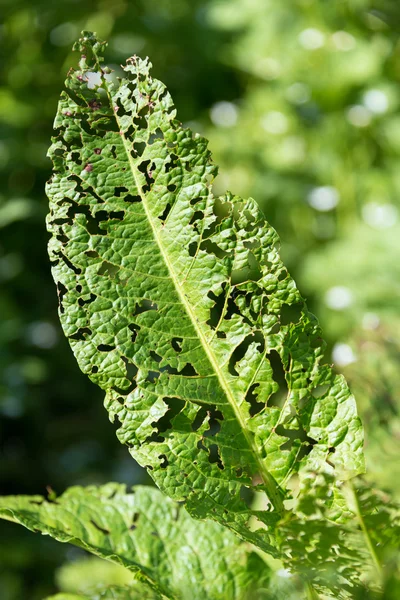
78,293 -> 97,306
159,454 -> 169,469
246,383 -> 265,417
178,363 -> 198,376
115,186 -> 129,197
149,128 -> 163,144
280,302 -> 303,326
207,284 -> 228,329
165,153 -> 179,173
128,323 -> 140,343
153,397 -> 185,436
58,252 -> 82,274
122,356 -> 138,382
98,261 -> 119,278
69,327 -> 92,341
124,194 -> 141,203
276,424 -> 317,460
311,384 -> 330,399
267,350 -> 289,408
228,332 -> 265,377
56,281 -> 68,313
97,344 -> 115,352
188,241 -> 197,257
146,371 -> 160,383
133,300 -> 158,315
171,337 -> 183,352
200,239 -> 230,259
240,485 -> 253,508
192,407 -> 208,432
133,141 -> 146,156
203,409 -> 223,437
208,444 -> 224,469
138,159 -> 155,193
133,107 -> 149,129
158,203 -> 171,222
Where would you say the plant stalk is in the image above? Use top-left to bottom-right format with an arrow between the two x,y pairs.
346,481 -> 383,581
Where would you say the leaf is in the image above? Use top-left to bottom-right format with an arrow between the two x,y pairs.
276,473 -> 400,598
45,582 -> 159,600
46,31 -> 364,550
55,556 -> 133,594
0,483 -> 268,600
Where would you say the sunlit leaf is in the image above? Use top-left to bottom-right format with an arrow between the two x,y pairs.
45,31 -> 364,551
0,484 -> 267,600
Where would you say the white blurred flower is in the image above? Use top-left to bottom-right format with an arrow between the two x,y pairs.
279,136 -> 306,164
346,105 -> 371,127
276,568 -> 292,579
363,89 -> 389,114
362,202 -> 398,229
325,286 -> 353,310
308,186 -> 339,211
331,31 -> 356,51
255,57 -> 281,79
286,82 -> 310,105
50,22 -> 78,47
332,343 -> 357,367
27,321 -> 58,349
298,28 -> 325,50
261,111 -> 289,135
210,101 -> 238,127
362,313 -> 380,330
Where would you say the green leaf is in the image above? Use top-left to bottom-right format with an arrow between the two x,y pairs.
0,483 -> 268,600
55,557 -> 133,595
276,473 -> 400,598
45,581 -> 159,600
46,31 -> 364,550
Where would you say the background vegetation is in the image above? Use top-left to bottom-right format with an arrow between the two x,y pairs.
0,0 -> 399,597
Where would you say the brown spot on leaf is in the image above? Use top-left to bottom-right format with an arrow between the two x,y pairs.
89,99 -> 102,111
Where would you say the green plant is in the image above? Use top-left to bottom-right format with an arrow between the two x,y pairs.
1,32 -> 398,599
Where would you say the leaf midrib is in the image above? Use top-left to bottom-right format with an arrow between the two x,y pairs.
98,59 -> 283,512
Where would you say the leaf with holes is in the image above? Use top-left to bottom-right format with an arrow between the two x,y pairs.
276,473 -> 400,598
0,484 -> 268,600
46,32 -> 364,552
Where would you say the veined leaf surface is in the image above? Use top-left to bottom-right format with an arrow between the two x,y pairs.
0,484 -> 267,600
278,474 -> 400,598
46,32 -> 364,550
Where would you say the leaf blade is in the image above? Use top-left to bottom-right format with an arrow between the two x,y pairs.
0,484 -> 267,600
46,31 -> 364,550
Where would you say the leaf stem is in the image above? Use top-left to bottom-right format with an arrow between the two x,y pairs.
306,582 -> 320,600
346,480 -> 383,580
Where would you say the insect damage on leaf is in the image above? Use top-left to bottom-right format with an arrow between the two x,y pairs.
0,484 -> 268,600
46,31 -> 364,552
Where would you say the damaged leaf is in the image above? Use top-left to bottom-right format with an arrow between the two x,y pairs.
46,32 -> 364,551
0,484 -> 267,600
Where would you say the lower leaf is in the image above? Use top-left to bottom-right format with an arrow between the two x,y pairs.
0,483 -> 269,600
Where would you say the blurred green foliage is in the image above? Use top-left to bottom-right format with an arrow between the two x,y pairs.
0,0 -> 399,598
